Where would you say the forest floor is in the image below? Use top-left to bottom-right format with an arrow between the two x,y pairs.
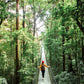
38,46 -> 51,84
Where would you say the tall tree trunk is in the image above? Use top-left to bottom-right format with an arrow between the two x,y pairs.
15,0 -> 20,84
68,54 -> 73,72
23,1 -> 25,29
32,0 -> 36,64
10,11 -> 13,84
31,0 -> 36,64
62,35 -> 65,71
33,0 -> 36,37
31,0 -> 36,84
75,38 -> 78,70
82,37 -> 84,64
76,0 -> 84,34
74,26 -> 78,71
81,1 -> 84,64
68,38 -> 73,72
62,22 -> 65,71
23,1 -> 26,55
62,0 -> 65,71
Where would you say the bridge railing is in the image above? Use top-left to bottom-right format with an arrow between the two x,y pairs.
33,47 -> 42,84
47,60 -> 57,84
45,51 -> 57,84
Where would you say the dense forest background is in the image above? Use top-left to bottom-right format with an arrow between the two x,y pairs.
0,0 -> 84,84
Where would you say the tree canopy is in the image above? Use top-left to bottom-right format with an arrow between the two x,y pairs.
0,0 -> 84,84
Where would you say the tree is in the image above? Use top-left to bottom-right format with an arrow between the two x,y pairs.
15,0 -> 20,84
76,0 -> 84,34
62,0 -> 65,71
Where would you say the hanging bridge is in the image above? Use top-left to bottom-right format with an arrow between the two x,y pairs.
38,46 -> 51,84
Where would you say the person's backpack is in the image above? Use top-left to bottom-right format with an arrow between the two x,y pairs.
41,65 -> 45,71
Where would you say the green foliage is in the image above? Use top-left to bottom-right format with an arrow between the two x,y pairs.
55,71 -> 78,84
0,0 -> 84,84
0,25 -> 40,83
0,77 -> 7,84
42,0 -> 84,84
0,1 -> 9,23
0,0 -> 41,82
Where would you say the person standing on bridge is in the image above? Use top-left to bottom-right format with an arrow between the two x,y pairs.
38,60 -> 50,78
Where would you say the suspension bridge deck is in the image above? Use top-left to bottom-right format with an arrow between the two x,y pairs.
38,46 -> 51,84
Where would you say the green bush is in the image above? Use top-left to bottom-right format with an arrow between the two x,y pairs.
55,71 -> 78,84
0,77 -> 8,84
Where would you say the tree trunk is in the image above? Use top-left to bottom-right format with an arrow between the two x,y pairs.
74,26 -> 78,71
23,1 -> 25,28
62,0 -> 65,71
76,0 -> 84,34
23,1 -> 26,55
75,39 -> 78,70
81,0 -> 84,63
62,35 -> 65,71
62,22 -> 65,71
82,37 -> 84,64
33,0 -> 36,37
68,54 -> 73,72
15,0 -> 20,84
10,7 -> 14,84
68,38 -> 73,72
31,0 -> 36,84
0,19 -> 3,25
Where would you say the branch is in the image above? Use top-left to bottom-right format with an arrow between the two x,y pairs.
0,19 -> 3,25
76,19 -> 84,34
